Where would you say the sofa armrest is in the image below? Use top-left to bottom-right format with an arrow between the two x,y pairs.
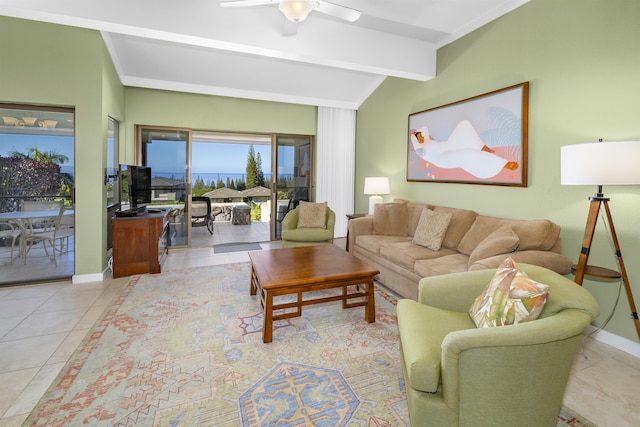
417,269 -> 497,311
347,216 -> 374,253
326,209 -> 336,236
281,208 -> 299,231
468,250 -> 573,275
440,310 -> 593,409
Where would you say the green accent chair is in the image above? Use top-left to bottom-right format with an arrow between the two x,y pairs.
281,206 -> 335,247
397,264 -> 600,427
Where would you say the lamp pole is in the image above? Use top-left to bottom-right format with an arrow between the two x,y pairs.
573,189 -> 640,339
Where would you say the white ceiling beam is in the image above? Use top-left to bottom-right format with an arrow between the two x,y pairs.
0,0 -> 436,81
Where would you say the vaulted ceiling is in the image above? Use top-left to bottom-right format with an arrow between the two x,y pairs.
0,0 -> 530,109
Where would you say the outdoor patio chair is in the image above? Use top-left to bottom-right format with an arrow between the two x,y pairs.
0,219 -> 22,264
192,196 -> 214,234
24,205 -> 74,265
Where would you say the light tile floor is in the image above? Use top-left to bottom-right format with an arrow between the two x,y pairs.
0,220 -> 271,285
0,237 -> 638,426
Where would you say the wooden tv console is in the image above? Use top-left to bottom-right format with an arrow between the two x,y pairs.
112,208 -> 170,278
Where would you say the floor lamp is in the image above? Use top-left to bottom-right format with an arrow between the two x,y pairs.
561,140 -> 640,339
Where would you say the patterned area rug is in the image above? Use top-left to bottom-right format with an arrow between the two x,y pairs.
26,263 -> 594,426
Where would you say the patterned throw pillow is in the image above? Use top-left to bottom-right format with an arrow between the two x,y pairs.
297,201 -> 327,229
412,208 -> 453,251
469,257 -> 549,328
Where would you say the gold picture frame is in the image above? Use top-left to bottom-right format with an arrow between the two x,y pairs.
407,82 -> 529,186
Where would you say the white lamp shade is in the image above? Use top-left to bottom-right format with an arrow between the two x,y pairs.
364,177 -> 390,215
561,140 -> 640,185
364,177 -> 390,195
279,0 -> 314,22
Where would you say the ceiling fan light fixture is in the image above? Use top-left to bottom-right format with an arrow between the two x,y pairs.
278,0 -> 316,22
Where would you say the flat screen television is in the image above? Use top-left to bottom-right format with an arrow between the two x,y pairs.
119,164 -> 152,209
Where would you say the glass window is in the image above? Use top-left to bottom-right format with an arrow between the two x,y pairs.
0,104 -> 75,284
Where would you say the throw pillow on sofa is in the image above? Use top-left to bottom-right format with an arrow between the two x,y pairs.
412,208 -> 453,251
297,201 -> 327,228
469,257 -> 549,327
467,226 -> 520,266
373,202 -> 408,236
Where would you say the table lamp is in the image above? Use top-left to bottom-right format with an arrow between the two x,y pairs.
364,177 -> 390,215
560,139 -> 640,339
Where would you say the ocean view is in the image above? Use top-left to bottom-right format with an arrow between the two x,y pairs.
154,171 -> 283,185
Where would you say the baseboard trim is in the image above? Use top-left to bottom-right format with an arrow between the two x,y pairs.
72,271 -> 107,284
586,325 -> 640,358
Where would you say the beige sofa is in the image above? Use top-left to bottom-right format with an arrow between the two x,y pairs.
347,200 -> 573,299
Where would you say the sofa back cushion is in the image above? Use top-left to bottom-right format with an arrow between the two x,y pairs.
406,201 -> 433,236
457,216 -> 561,256
434,206 -> 478,250
467,226 -> 520,266
373,202 -> 408,236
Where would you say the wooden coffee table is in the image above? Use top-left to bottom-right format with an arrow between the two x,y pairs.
249,244 -> 380,343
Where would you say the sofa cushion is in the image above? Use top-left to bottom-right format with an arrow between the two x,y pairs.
469,257 -> 550,327
467,226 -> 520,266
412,208 -> 452,251
434,206 -> 478,251
414,254 -> 470,277
457,216 -> 561,255
373,202 -> 408,236
355,235 -> 411,255
380,241 -> 457,271
297,201 -> 327,228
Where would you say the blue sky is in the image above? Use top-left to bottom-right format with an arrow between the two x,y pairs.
0,134 -> 74,167
192,143 -> 273,174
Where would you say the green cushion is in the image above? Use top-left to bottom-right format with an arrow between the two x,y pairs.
281,228 -> 333,242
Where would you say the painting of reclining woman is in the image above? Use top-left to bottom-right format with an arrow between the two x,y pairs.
407,82 -> 528,186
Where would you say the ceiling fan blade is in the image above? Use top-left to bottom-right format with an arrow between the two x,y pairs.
220,0 -> 277,8
315,0 -> 361,22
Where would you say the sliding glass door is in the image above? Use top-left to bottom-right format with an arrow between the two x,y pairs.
0,104 -> 75,285
273,135 -> 313,239
138,126 -> 191,247
135,127 -> 313,247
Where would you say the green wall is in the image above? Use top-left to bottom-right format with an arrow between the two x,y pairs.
122,88 -> 317,164
0,16 -> 124,276
0,16 -> 317,277
356,0 -> 640,341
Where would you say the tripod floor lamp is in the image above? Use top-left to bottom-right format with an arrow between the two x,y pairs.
561,140 -> 640,339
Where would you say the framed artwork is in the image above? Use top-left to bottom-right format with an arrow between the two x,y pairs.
407,82 -> 528,186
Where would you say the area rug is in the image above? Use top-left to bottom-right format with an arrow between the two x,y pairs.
26,263 -> 594,427
213,242 -> 263,254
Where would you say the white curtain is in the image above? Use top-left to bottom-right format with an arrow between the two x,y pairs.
316,107 -> 356,238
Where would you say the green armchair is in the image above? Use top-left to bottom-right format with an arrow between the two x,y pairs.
397,264 -> 600,427
281,206 -> 335,247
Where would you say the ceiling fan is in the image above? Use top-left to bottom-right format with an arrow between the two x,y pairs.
220,0 -> 362,24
